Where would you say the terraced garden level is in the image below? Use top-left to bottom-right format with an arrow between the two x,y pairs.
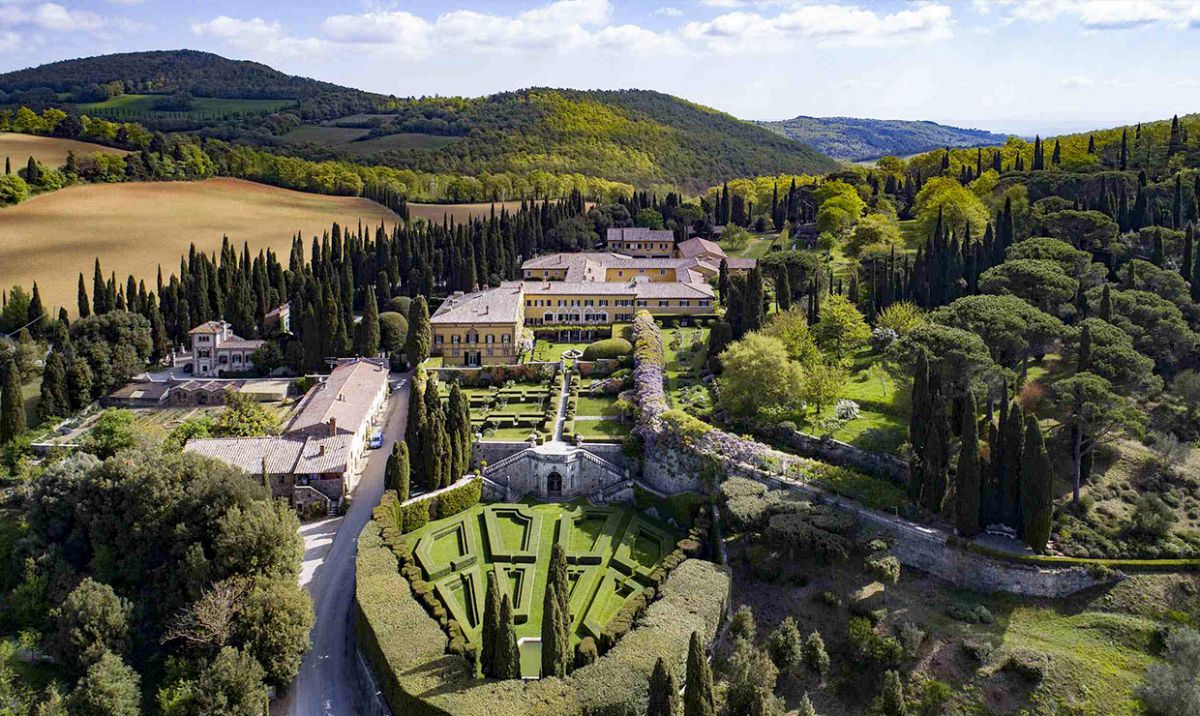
406,502 -> 680,677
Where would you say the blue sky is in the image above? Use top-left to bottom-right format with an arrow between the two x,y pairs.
0,0 -> 1197,134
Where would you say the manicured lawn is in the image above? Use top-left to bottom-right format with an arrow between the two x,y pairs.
575,419 -> 631,439
577,394 -> 619,417
530,340 -> 590,363
21,376 -> 41,428
406,502 -> 679,677
807,347 -> 908,455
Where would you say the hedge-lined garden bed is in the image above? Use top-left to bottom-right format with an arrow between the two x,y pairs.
355,516 -> 730,715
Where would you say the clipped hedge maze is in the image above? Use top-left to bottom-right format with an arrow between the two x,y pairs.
407,502 -> 680,654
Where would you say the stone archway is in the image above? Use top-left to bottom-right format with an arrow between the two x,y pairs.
547,471 -> 563,497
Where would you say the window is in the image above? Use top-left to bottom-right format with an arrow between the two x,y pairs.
637,300 -> 648,307
659,300 -> 669,307
700,300 -> 711,307
659,269 -> 666,275
680,300 -> 690,307
436,335 -> 445,344
599,300 -> 609,307
467,332 -> 478,344
502,334 -> 511,343
197,335 -> 211,342
485,334 -> 494,344
232,354 -> 242,363
526,300 -> 532,307
451,335 -> 460,344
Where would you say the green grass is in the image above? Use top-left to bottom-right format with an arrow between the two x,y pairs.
720,232 -> 779,259
74,94 -> 295,116
407,502 -> 680,677
21,376 -> 40,429
575,420 -> 631,439
995,606 -> 1158,715
530,340 -> 590,363
806,347 -> 908,455
576,394 -> 619,417
662,326 -> 710,410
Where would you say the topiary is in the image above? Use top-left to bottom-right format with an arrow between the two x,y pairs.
582,338 -> 633,361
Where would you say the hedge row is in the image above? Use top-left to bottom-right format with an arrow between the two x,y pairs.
355,518 -> 730,716
372,478 -> 483,535
947,535 -> 1200,572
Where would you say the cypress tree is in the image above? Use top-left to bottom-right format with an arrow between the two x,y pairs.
1192,241 -> 1200,303
1120,128 -> 1128,170
1087,134 -> 1095,154
405,370 -> 428,482
1182,224 -> 1194,284
1099,284 -> 1113,322
92,259 -> 108,315
395,441 -> 410,500
26,282 -> 44,336
540,546 -> 570,679
956,392 -> 982,537
876,670 -> 907,716
1152,229 -> 1165,267
39,352 -> 69,422
405,295 -> 431,368
683,632 -> 715,716
717,259 -> 730,305
77,273 -> 90,318
775,270 -> 791,311
421,384 -> 444,492
1051,139 -> 1061,166
922,391 -> 951,514
481,569 -> 501,678
1002,401 -> 1025,531
908,352 -> 931,504
1021,414 -> 1054,553
385,442 -> 400,492
647,657 -> 679,716
497,594 -> 521,679
1077,324 -> 1092,373
0,359 -> 25,445
355,287 -> 381,357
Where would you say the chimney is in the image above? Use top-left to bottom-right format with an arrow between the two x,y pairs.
319,444 -> 326,456
328,417 -> 337,436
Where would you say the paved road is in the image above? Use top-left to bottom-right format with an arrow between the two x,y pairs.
278,377 -> 410,716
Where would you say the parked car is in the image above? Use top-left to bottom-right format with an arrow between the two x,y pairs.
369,432 -> 384,449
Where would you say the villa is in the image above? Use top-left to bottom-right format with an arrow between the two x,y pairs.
604,226 -> 675,257
187,320 -> 264,376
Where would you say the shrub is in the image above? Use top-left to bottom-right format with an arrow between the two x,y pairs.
848,617 -> 903,668
583,338 -> 633,361
1139,626 -> 1200,716
730,605 -> 756,642
803,631 -> 830,677
1001,650 -> 1048,683
575,637 -> 599,668
961,639 -> 994,663
401,501 -> 430,533
765,617 -> 803,672
437,478 -> 481,519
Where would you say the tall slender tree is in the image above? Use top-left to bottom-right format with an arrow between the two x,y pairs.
1021,414 -> 1054,553
355,287 -> 380,357
496,594 -> 521,679
647,657 -> 679,716
481,569 -> 501,678
406,295 -> 431,368
956,392 -> 982,537
0,359 -> 25,445
684,632 -> 715,716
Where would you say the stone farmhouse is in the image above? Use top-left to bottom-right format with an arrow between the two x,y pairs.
188,320 -> 264,376
184,358 -> 390,513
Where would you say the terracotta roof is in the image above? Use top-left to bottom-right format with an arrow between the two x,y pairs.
286,359 -> 389,436
726,258 -> 758,270
632,281 -> 714,299
184,433 -> 353,476
188,320 -> 227,335
606,227 -> 674,243
108,381 -> 171,401
677,237 -> 727,260
430,285 -> 524,325
220,339 -> 265,351
522,281 -> 637,296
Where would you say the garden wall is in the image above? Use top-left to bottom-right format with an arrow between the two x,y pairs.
354,521 -> 730,716
768,427 -> 910,484
430,362 -> 558,386
474,441 -> 629,472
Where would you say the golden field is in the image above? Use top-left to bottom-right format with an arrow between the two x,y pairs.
0,178 -> 397,314
0,132 -> 127,169
406,201 -> 526,224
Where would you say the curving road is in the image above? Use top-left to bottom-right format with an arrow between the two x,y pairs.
277,377 -> 409,716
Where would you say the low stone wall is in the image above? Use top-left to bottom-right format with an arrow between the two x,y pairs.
474,440 -> 629,472
769,427 -> 910,484
729,461 -> 1103,598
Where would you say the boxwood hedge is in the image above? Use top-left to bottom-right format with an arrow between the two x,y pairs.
355,519 -> 730,716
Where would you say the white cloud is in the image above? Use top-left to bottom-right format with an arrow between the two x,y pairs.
190,16 -> 327,58
653,7 -> 683,17
320,11 -> 430,49
0,2 -> 103,31
682,3 -> 954,51
1058,75 -> 1131,89
994,0 -> 1200,30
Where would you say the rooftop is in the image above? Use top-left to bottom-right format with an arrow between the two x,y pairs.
606,227 -> 674,243
430,284 -> 525,325
677,237 -> 727,260
184,433 -> 353,476
188,320 -> 228,335
286,359 -> 389,436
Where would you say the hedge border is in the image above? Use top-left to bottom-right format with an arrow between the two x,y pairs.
947,535 -> 1200,572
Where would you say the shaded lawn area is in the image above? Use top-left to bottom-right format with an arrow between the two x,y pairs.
808,347 -> 907,455
662,326 -> 710,409
21,376 -> 41,428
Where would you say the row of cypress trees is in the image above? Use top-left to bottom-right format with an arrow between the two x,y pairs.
909,351 -> 1054,552
403,371 -> 473,494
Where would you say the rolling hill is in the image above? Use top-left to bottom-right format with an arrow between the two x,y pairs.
0,51 -> 839,191
757,115 -> 1011,162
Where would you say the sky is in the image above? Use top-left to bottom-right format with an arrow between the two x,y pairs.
0,0 -> 1197,135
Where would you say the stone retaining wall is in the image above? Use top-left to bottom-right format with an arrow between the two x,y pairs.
728,460 -> 1103,597
473,440 -> 628,471
769,427 -> 910,484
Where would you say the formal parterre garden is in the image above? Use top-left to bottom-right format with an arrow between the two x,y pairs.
401,501 -> 681,677
440,376 -> 558,442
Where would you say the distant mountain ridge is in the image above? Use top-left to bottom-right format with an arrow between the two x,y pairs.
757,115 -> 1012,162
0,49 -> 358,99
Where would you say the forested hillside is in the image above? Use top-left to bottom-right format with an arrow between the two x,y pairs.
0,52 -> 839,192
758,115 -> 1010,161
